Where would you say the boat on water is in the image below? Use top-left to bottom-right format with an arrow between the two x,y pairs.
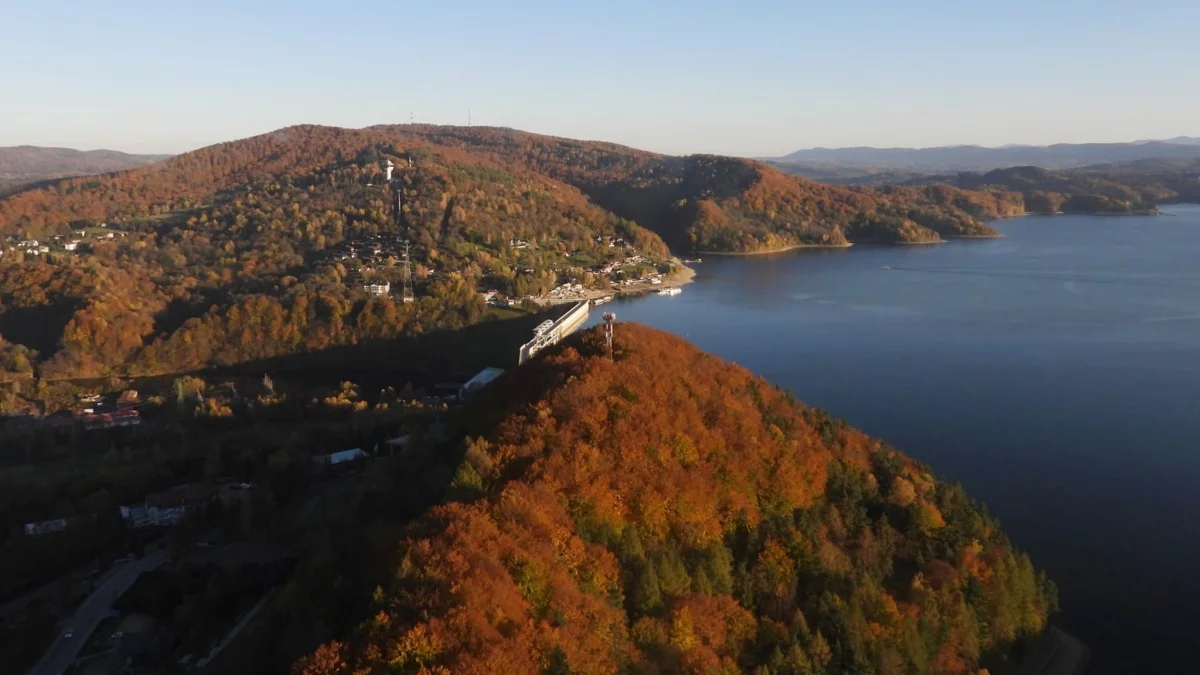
657,287 -> 682,296
592,295 -> 613,306
880,265 -> 891,270
683,258 -> 703,263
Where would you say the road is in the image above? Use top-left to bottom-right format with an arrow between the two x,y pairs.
26,551 -> 167,675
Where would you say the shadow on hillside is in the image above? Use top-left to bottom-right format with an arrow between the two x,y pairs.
196,306 -> 564,390
0,301 -> 84,355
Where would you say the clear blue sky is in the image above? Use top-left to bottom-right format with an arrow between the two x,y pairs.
2,0 -> 1198,156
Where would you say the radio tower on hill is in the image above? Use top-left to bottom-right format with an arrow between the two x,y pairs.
603,312 -> 616,361
400,240 -> 414,303
385,158 -> 416,303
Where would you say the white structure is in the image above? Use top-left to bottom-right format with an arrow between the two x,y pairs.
363,282 -> 391,296
384,159 -> 395,182
120,505 -> 187,528
459,367 -> 505,399
377,435 -> 414,454
519,301 -> 590,365
24,518 -> 69,536
64,241 -> 79,251
314,448 -> 369,468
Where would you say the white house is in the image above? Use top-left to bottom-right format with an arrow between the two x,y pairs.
23,518 -> 69,536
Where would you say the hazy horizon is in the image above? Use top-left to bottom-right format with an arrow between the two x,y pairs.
3,0 -> 1198,156
5,127 -> 1200,160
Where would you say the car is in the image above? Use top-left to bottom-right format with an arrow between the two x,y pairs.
109,631 -> 124,640
63,628 -> 74,639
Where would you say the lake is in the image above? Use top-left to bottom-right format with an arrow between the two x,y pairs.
588,204 -> 1200,674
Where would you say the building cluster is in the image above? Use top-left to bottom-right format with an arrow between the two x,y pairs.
119,481 -> 253,529
317,234 -> 408,266
546,281 -> 586,300
596,253 -> 652,277
1,390 -> 143,431
2,229 -> 130,259
77,390 -> 142,430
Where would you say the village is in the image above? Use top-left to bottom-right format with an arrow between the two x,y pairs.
1,225 -> 128,260
314,232 -> 691,305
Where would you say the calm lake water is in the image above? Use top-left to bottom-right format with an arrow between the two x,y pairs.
588,204 -> 1200,674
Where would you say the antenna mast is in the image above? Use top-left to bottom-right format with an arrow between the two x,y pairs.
401,240 -> 415,303
603,312 -> 616,361
386,157 -> 416,303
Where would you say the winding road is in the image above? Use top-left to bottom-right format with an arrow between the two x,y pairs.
26,551 -> 167,675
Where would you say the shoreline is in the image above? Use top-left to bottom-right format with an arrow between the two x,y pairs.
693,242 -> 854,257
534,258 -> 697,306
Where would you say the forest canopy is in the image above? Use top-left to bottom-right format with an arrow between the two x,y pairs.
295,325 -> 1056,675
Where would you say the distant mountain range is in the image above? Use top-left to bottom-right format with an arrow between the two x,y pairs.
0,146 -> 169,195
771,138 -> 1200,173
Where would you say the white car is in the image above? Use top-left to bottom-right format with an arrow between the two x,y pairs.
63,628 -> 75,639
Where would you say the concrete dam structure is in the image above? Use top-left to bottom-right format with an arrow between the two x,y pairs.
518,301 -> 590,365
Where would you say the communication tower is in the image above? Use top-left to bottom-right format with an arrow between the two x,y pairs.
384,156 -> 416,303
603,312 -> 616,361
400,240 -> 415,303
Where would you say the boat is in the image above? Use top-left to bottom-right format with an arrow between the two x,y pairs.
657,287 -> 682,296
880,265 -> 891,270
592,295 -> 613,306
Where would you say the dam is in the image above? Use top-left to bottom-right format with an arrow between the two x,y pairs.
518,301 -> 590,365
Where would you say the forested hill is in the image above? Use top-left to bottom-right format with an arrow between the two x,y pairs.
772,139 -> 1200,172
944,166 -> 1163,214
386,125 -> 1023,250
0,145 -> 168,196
0,125 -> 669,380
296,324 -> 1057,675
1,124 -> 1024,253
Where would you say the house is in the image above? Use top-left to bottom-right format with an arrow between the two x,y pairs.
376,434 -> 414,455
120,483 -> 221,528
23,518 -> 69,536
63,241 -> 79,251
459,367 -> 505,400
313,448 -> 369,469
363,282 -> 391,296
81,408 -> 140,431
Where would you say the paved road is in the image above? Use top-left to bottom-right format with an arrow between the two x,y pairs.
26,551 -> 167,675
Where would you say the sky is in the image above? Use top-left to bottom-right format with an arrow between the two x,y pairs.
2,0 -> 1198,157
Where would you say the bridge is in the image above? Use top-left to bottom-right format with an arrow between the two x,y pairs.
518,301 -> 590,365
